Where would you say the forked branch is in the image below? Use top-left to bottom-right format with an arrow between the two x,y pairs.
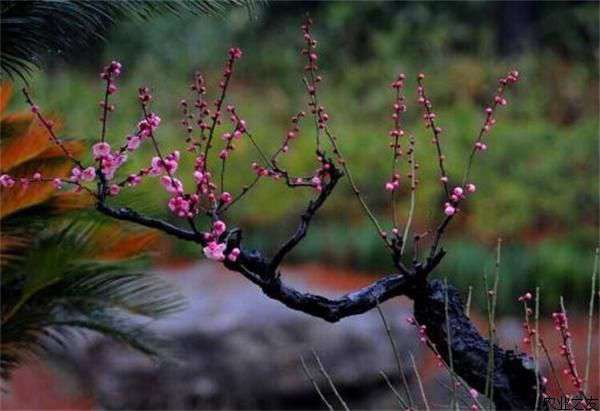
10,16 -> 542,410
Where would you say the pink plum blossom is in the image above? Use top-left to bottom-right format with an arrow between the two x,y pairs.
228,247 -> 241,262
127,174 -> 142,187
70,167 -> 82,182
444,204 -> 456,216
92,142 -> 111,159
126,135 -> 141,151
220,192 -> 232,204
0,174 -> 15,188
203,241 -> 226,261
81,167 -> 96,182
193,171 -> 204,184
109,184 -> 121,196
168,195 -> 192,218
138,113 -> 161,138
160,176 -> 184,195
453,186 -> 464,197
212,220 -> 227,236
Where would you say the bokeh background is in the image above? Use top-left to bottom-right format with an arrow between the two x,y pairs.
2,1 -> 598,409
19,1 -> 597,311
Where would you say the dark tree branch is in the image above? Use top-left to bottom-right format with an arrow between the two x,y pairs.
96,197 -> 542,409
414,280 -> 544,410
270,161 -> 342,272
229,250 -> 417,322
96,202 -> 203,244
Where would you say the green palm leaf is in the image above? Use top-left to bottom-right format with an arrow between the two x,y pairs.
0,222 -> 185,381
0,0 -> 262,81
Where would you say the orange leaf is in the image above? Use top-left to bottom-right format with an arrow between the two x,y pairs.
0,112 -> 67,171
92,230 -> 161,261
0,82 -> 13,115
1,112 -> 34,142
0,157 -> 73,218
37,140 -> 85,161
1,123 -> 50,172
46,191 -> 95,212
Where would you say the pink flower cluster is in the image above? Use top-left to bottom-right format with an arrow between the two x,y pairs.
202,220 -> 239,262
469,389 -> 480,411
92,142 -> 128,180
279,112 -> 305,155
518,292 -> 535,345
138,86 -> 152,105
407,316 -> 482,410
1,173 -> 67,191
310,158 -> 335,192
193,155 -> 218,204
416,74 -> 443,138
474,70 -> 520,152
406,317 -> 444,368
443,184 -> 476,216
251,162 -> 277,179
150,151 -> 180,176
193,73 -> 209,126
120,92 -> 160,154
70,166 -> 96,183
167,193 -> 197,218
389,73 -> 407,142
202,47 -> 243,131
385,174 -> 401,192
100,60 -> 122,95
301,19 -> 329,131
0,174 -> 16,188
301,21 -> 319,72
219,105 -> 247,160
137,112 -> 161,141
155,171 -> 201,219
384,73 -> 408,193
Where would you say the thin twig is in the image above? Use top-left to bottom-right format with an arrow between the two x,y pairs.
559,297 -> 586,398
417,76 -> 450,197
485,238 -> 501,402
444,278 -> 458,410
539,338 -> 566,397
220,175 -> 261,213
323,127 -> 391,250
100,77 -> 111,144
202,53 -> 238,173
401,135 -> 417,256
534,287 -> 540,411
465,286 -> 473,318
380,370 -> 409,409
410,352 -> 430,411
21,88 -> 84,169
300,355 -> 334,411
375,302 -> 414,409
584,247 -> 599,393
312,350 -> 350,411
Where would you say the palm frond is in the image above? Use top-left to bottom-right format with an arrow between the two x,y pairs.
0,0 -> 262,81
0,222 -> 185,380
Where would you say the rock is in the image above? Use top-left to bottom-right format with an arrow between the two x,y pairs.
61,262 -> 424,409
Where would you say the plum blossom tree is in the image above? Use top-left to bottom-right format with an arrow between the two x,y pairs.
5,17 -> 558,409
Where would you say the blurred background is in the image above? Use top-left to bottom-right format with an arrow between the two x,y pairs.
2,1 -> 598,409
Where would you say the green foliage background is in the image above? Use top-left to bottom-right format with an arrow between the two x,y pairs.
17,2 -> 598,313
